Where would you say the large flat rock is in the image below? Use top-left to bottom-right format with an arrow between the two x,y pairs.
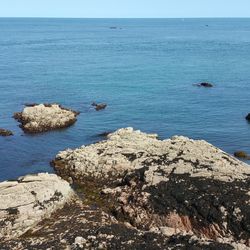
0,173 -> 74,240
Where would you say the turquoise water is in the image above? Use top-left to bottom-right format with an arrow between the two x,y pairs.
0,18 -> 249,181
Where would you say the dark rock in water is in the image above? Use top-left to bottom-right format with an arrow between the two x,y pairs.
195,82 -> 213,88
0,128 -> 13,136
92,102 -> 107,111
234,151 -> 249,159
23,103 -> 39,107
97,131 -> 113,137
245,113 -> 250,121
14,103 -> 80,133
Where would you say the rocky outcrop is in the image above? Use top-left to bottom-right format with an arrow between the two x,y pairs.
0,173 -> 74,241
52,128 -> 250,247
246,113 -> 250,121
92,102 -> 107,111
0,128 -> 13,136
14,103 -> 80,133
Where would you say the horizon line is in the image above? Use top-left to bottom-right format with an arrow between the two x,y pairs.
0,16 -> 250,19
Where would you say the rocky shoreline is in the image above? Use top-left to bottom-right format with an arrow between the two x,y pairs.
1,128 -> 249,249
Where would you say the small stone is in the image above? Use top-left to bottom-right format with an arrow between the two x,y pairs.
234,151 -> 249,159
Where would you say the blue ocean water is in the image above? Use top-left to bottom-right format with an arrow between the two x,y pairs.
0,18 -> 249,181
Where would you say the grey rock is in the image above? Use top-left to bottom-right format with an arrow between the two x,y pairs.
0,173 -> 74,241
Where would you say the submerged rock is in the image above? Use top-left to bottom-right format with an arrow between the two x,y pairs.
246,113 -> 250,121
92,102 -> 107,111
0,128 -> 13,136
52,128 -> 250,247
14,103 -> 80,133
0,173 -> 74,241
97,131 -> 113,137
234,151 -> 250,159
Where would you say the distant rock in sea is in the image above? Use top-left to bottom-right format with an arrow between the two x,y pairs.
246,113 -> 250,121
13,103 -> 80,133
0,128 -> 13,136
194,82 -> 214,87
92,102 -> 107,111
0,173 -> 73,241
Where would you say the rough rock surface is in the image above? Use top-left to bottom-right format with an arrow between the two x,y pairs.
0,128 -> 13,136
14,103 -> 80,133
0,199 -> 238,250
0,173 -> 74,241
53,128 -> 250,247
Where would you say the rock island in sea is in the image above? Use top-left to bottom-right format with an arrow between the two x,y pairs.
13,103 -> 80,133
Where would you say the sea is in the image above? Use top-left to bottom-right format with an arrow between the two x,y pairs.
0,18 -> 249,181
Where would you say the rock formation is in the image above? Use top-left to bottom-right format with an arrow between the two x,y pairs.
0,173 -> 74,241
53,128 -> 250,247
14,103 -> 80,133
246,113 -> 250,121
0,128 -> 13,136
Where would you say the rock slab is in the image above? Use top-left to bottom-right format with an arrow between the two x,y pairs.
0,173 -> 74,240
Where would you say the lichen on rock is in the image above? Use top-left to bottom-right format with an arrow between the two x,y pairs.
14,103 -> 80,133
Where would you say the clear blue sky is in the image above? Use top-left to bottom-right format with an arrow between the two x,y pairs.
1,0 -> 250,18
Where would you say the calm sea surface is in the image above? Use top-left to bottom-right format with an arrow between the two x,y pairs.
0,18 -> 249,181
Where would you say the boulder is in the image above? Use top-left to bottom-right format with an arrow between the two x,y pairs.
0,128 -> 13,136
52,128 -> 250,246
14,103 -> 80,133
0,173 -> 74,241
246,113 -> 250,121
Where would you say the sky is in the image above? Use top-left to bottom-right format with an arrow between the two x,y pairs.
0,0 -> 250,18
